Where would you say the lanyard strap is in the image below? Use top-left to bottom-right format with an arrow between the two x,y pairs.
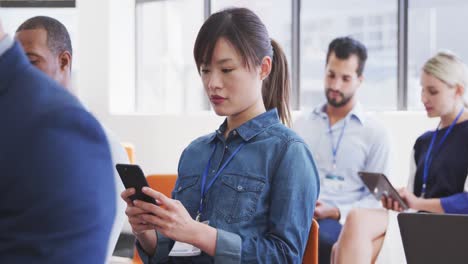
422,107 -> 464,197
328,118 -> 347,168
198,142 -> 245,217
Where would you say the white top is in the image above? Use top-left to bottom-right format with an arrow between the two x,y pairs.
102,125 -> 128,262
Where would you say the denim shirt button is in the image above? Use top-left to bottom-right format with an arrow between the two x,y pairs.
178,186 -> 182,191
237,185 -> 243,191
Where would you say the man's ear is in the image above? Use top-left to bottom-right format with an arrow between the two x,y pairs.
0,19 -> 5,41
260,56 -> 272,81
358,74 -> 364,84
59,51 -> 72,72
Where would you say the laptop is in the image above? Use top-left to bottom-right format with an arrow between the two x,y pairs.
398,213 -> 468,264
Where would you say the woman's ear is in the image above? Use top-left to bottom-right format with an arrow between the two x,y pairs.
259,56 -> 272,81
455,83 -> 465,98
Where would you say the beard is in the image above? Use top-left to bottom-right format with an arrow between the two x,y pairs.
325,88 -> 353,108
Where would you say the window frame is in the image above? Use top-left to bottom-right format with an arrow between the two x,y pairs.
134,0 -> 416,112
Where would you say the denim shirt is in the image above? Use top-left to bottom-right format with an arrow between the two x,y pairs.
137,109 -> 320,263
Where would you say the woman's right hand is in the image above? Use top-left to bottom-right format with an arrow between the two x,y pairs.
121,188 -> 158,255
121,188 -> 156,235
381,193 -> 405,212
381,187 -> 420,212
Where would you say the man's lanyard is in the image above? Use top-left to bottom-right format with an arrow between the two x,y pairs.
422,107 -> 464,197
328,118 -> 347,170
197,142 -> 245,221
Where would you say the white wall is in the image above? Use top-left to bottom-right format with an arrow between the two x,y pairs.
76,0 -> 223,174
371,111 -> 437,186
75,0 -> 439,188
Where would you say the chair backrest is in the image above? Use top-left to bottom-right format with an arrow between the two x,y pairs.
146,174 -> 178,198
132,174 -> 177,264
121,142 -> 135,164
302,218 -> 319,264
121,143 -> 140,263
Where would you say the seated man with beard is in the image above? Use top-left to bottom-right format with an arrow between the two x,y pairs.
293,37 -> 392,264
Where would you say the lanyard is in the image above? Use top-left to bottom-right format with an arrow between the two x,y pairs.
197,142 -> 245,221
328,118 -> 347,170
422,107 -> 464,197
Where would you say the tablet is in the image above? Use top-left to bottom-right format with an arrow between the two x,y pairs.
358,171 -> 409,210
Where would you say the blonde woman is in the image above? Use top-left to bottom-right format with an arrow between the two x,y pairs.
331,51 -> 468,264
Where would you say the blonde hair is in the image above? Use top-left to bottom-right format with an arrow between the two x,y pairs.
423,51 -> 468,106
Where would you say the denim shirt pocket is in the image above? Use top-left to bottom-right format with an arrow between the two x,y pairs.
173,175 -> 199,215
216,173 -> 266,224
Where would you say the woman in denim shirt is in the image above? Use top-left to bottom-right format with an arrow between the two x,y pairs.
122,7 -> 319,263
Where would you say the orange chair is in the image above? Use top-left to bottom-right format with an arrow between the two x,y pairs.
132,174 -> 178,264
122,142 -> 135,164
146,174 -> 178,198
303,219 -> 319,264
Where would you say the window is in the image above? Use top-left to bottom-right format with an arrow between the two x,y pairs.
300,0 -> 398,111
407,0 -> 468,109
135,0 -> 292,114
0,8 -> 76,51
0,8 -> 78,81
135,0 -> 205,114
212,0 -> 292,67
133,0 -> 468,114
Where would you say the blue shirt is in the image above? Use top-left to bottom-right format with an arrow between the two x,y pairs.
0,41 -> 116,263
412,120 -> 468,214
138,109 -> 320,263
293,103 -> 391,223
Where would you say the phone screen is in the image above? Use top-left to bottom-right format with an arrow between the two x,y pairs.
116,164 -> 156,205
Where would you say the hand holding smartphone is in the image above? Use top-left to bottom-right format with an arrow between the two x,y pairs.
116,164 -> 156,205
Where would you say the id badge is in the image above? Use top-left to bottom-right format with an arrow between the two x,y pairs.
168,241 -> 201,257
168,221 -> 209,257
324,173 -> 345,190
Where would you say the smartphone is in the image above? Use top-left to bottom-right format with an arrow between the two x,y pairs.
116,163 -> 156,205
359,171 -> 409,210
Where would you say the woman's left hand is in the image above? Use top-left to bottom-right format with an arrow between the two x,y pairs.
133,187 -> 198,244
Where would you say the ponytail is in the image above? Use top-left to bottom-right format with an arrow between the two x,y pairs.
262,39 -> 292,127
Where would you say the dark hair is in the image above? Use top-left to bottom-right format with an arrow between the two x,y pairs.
326,36 -> 367,76
16,16 -> 72,56
193,8 -> 291,126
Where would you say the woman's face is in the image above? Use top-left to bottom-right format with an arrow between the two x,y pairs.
420,71 -> 460,118
200,37 -> 269,118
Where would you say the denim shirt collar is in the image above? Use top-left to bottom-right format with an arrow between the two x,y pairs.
312,102 -> 365,125
207,108 -> 280,143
